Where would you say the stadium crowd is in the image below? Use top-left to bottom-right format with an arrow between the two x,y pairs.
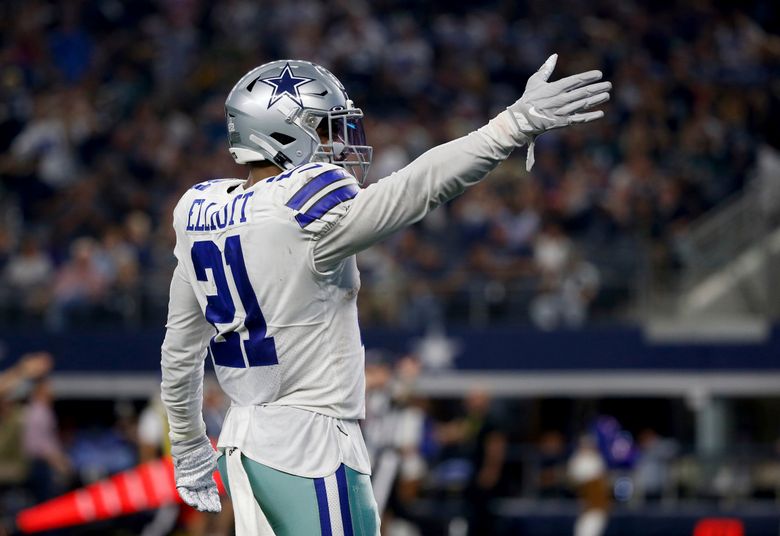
0,0 -> 777,330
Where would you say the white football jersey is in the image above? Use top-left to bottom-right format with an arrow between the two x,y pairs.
170,163 -> 367,419
161,109 -> 525,476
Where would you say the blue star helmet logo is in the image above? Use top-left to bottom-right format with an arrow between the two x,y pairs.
259,63 -> 315,109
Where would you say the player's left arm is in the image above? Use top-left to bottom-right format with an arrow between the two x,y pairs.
312,54 -> 610,270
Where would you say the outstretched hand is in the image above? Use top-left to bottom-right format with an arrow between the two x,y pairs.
508,54 -> 612,170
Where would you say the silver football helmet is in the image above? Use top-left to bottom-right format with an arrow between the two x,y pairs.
225,60 -> 372,182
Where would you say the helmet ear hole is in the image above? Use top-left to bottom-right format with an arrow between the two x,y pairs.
269,132 -> 296,145
245,76 -> 262,92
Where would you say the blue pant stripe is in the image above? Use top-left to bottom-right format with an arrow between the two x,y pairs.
335,465 -> 354,536
314,477 -> 332,536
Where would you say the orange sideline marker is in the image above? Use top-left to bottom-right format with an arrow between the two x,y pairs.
16,457 -> 225,533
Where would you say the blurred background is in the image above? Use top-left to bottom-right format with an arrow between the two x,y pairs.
0,0 -> 779,534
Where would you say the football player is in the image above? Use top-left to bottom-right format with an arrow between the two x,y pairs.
161,56 -> 610,535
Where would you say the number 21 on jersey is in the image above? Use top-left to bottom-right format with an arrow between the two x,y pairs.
190,235 -> 278,368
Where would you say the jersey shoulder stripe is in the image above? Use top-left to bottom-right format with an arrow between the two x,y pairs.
286,167 -> 352,211
278,163 -> 359,232
294,183 -> 359,228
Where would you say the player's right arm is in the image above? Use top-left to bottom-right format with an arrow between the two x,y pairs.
160,262 -> 210,443
311,54 -> 610,270
160,196 -> 221,513
161,193 -> 212,445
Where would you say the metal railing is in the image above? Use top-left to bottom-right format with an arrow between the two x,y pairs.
638,181 -> 779,319
677,188 -> 765,289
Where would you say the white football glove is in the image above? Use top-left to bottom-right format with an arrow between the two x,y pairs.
508,54 -> 612,171
171,435 -> 222,513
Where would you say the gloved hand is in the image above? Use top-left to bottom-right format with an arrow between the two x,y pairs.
171,435 -> 222,513
508,54 -> 612,170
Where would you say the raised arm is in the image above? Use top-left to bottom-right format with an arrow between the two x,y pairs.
313,54 -> 610,270
312,111 -> 522,269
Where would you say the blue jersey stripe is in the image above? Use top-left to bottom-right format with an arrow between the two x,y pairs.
314,477 -> 332,536
335,465 -> 354,536
286,168 -> 351,210
294,184 -> 359,228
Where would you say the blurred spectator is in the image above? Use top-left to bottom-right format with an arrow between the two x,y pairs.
436,389 -> 507,535
0,397 -> 27,489
530,247 -> 600,330
48,4 -> 94,84
46,237 -> 108,330
534,220 -> 573,284
463,389 -> 507,536
536,430 -> 569,499
0,352 -> 53,502
98,225 -> 142,324
23,375 -> 72,502
364,353 -> 433,533
9,88 -> 96,191
634,428 -> 678,503
389,357 -> 429,506
124,211 -> 153,269
3,235 -> 53,318
568,435 -> 611,536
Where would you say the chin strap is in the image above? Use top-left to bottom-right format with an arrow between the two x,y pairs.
249,134 -> 294,170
